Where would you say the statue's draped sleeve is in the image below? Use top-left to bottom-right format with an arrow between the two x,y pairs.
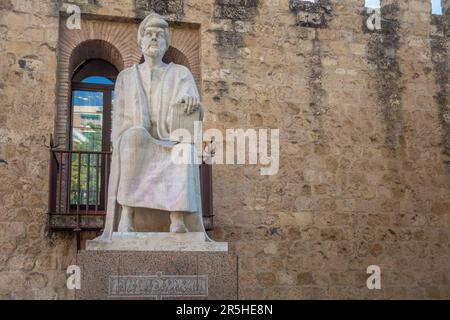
99,70 -> 126,241
158,65 -> 200,140
111,71 -> 127,146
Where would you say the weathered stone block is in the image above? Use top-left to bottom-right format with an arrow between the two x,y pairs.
135,0 -> 184,17
289,0 -> 333,28
76,251 -> 238,300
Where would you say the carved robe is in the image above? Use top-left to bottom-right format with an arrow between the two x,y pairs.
99,62 -> 206,240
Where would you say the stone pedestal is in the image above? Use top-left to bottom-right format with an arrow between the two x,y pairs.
77,233 -> 237,300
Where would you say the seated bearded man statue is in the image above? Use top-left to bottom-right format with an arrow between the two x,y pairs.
96,13 -> 207,241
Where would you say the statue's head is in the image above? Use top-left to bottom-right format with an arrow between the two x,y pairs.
138,13 -> 169,59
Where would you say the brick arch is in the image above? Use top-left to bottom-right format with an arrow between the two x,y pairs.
69,40 -> 124,79
163,46 -> 191,69
167,25 -> 201,86
55,19 -> 141,147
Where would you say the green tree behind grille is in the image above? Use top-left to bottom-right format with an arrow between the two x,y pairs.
71,122 -> 103,206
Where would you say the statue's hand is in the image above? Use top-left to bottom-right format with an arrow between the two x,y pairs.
178,96 -> 200,115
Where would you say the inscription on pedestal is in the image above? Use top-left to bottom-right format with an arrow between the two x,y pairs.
109,272 -> 208,299
76,251 -> 238,300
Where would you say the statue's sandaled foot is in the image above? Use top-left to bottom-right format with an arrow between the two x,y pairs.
118,226 -> 135,233
170,222 -> 188,233
118,206 -> 135,232
118,218 -> 135,232
118,224 -> 135,233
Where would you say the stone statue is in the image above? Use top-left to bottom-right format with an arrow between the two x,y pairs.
96,13 -> 207,241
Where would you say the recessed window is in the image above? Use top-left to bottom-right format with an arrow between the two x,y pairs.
431,0 -> 442,15
365,0 -> 380,9
70,59 -> 117,208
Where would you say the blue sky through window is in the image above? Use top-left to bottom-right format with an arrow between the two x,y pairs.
432,0 -> 442,14
73,90 -> 103,107
365,0 -> 441,14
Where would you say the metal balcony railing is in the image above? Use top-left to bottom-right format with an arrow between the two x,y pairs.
47,139 -> 214,240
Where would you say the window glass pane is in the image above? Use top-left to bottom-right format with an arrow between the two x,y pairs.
68,58 -> 117,210
71,90 -> 104,152
71,90 -> 104,207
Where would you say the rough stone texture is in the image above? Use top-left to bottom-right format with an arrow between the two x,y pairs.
76,251 -> 238,299
135,0 -> 184,20
289,0 -> 333,28
442,0 -> 450,37
0,0 -> 450,300
211,0 -> 259,56
0,0 -> 76,299
431,16 -> 450,177
367,3 -> 404,151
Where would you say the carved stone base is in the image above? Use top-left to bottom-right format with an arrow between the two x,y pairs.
76,251 -> 238,300
86,232 -> 228,252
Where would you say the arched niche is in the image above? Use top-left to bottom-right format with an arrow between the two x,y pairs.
69,40 -> 124,82
55,17 -> 201,148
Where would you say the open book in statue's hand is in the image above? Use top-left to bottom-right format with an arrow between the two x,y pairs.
169,102 -> 204,143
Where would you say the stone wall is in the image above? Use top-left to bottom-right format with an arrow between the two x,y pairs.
0,0 -> 75,299
0,0 -> 449,299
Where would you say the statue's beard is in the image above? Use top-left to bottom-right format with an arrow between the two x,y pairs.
143,43 -> 166,59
